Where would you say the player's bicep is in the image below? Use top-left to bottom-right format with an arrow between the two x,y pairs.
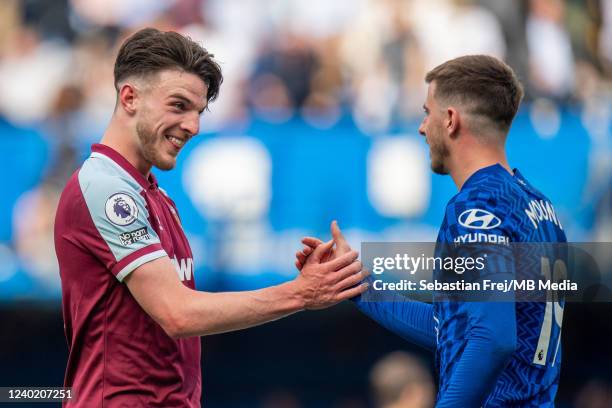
124,256 -> 191,338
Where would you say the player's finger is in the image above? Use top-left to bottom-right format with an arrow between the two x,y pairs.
302,245 -> 314,256
335,282 -> 369,301
334,261 -> 370,282
324,249 -> 358,270
295,260 -> 303,271
332,260 -> 362,282
334,269 -> 368,291
307,239 -> 334,263
296,251 -> 307,266
301,237 -> 323,249
331,220 -> 350,252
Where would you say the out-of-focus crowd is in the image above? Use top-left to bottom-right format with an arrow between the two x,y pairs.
1,0 -> 610,134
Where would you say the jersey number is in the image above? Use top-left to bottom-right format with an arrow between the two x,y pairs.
533,257 -> 565,366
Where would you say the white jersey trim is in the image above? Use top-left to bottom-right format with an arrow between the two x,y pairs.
116,249 -> 167,282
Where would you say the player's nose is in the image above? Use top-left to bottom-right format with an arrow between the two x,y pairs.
418,121 -> 426,137
181,113 -> 200,137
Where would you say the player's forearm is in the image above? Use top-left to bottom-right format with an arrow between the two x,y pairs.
169,281 -> 305,338
353,294 -> 436,350
127,247 -> 364,339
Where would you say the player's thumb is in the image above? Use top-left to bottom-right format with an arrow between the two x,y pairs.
331,220 -> 350,251
308,239 -> 334,264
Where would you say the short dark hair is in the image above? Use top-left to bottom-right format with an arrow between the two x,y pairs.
114,28 -> 223,103
425,55 -> 524,132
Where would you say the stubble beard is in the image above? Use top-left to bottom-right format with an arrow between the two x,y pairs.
136,120 -> 175,171
429,132 -> 450,175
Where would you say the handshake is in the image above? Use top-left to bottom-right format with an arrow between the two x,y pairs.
290,220 -> 369,310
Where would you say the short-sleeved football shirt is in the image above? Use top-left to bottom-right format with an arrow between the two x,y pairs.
55,144 -> 201,407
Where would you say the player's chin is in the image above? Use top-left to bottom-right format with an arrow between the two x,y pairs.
430,156 -> 447,175
431,162 -> 448,175
154,155 -> 177,171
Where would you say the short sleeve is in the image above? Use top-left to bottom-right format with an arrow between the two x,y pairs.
77,166 -> 166,281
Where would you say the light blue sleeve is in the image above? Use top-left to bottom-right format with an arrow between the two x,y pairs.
78,154 -> 166,280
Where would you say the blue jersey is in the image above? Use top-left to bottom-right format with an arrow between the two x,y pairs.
434,164 -> 567,407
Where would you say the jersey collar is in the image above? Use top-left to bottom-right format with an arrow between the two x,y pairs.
512,168 -> 527,184
461,163 -> 512,191
512,167 -> 542,196
91,144 -> 158,190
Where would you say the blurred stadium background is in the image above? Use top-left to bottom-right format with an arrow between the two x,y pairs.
0,0 -> 610,407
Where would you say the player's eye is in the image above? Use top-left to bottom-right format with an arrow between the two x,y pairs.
173,102 -> 186,111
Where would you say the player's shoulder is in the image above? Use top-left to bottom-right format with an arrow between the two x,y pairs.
442,165 -> 528,238
59,152 -> 148,228
447,165 -> 521,215
77,152 -> 143,197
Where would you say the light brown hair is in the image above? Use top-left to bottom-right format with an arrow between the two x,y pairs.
114,28 -> 223,104
425,55 -> 524,132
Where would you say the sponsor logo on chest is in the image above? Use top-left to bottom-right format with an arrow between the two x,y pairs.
458,209 -> 502,230
171,256 -> 194,281
454,233 -> 509,244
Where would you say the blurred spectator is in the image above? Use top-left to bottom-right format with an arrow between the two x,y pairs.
12,182 -> 62,291
249,35 -> 320,120
22,0 -> 73,41
44,84 -> 84,182
526,0 -> 576,99
259,389 -> 302,408
478,0 -> 530,89
0,0 -> 21,55
0,24 -> 71,124
574,379 -> 612,408
599,0 -> 612,75
370,351 -> 434,408
69,0 -> 172,29
408,0 -> 507,69
298,35 -> 345,128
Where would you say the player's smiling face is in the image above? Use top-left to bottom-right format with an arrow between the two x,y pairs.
419,82 -> 450,175
135,69 -> 208,171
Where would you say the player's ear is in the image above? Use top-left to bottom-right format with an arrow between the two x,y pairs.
118,82 -> 138,116
446,107 -> 460,138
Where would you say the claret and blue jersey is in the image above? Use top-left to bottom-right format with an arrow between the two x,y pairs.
55,144 -> 201,407
355,163 -> 567,407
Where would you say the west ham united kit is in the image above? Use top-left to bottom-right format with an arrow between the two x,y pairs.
55,144 -> 200,407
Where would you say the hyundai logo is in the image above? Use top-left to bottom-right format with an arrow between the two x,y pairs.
458,209 -> 502,230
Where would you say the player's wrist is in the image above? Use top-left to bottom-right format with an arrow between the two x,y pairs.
288,276 -> 312,312
279,279 -> 308,312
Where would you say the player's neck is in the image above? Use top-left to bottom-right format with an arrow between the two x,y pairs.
449,148 -> 512,191
101,120 -> 153,178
